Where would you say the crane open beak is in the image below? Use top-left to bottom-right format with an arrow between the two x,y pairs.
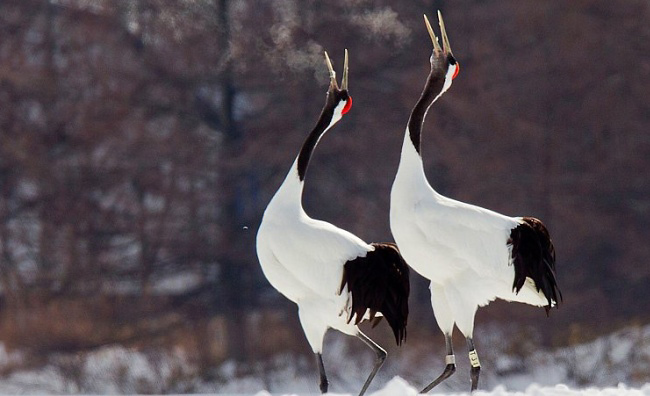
424,12 -> 453,56
324,50 -> 349,91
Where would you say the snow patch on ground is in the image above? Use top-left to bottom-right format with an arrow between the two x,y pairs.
256,377 -> 650,395
215,324 -> 650,395
0,325 -> 648,394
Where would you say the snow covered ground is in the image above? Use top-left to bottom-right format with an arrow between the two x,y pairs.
254,377 -> 650,395
0,324 -> 648,394
218,324 -> 650,395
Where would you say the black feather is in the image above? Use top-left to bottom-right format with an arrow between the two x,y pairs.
339,243 -> 410,345
509,217 -> 562,314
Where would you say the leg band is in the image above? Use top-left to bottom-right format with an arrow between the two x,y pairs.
445,354 -> 456,365
468,350 -> 481,368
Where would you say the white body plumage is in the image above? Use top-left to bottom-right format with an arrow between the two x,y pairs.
390,129 -> 549,335
256,102 -> 371,351
257,53 -> 411,395
389,12 -> 559,392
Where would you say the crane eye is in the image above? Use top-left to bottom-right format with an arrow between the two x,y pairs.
452,63 -> 460,80
342,97 -> 352,115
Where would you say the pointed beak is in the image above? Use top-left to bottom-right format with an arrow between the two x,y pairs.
324,51 -> 338,90
324,50 -> 349,91
437,10 -> 453,56
423,14 -> 442,53
341,49 -> 349,91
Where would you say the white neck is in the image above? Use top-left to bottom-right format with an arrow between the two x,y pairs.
266,101 -> 346,216
393,128 -> 437,200
268,159 -> 306,215
392,66 -> 457,200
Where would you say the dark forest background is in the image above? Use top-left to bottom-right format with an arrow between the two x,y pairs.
0,0 -> 648,382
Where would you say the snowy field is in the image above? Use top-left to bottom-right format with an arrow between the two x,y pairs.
0,324 -> 648,394
252,377 -> 650,395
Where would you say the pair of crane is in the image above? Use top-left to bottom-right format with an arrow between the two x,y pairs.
256,11 -> 561,395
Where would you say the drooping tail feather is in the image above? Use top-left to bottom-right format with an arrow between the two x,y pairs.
509,217 -> 562,314
340,242 -> 410,345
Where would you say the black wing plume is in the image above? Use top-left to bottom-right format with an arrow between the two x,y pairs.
509,217 -> 562,314
340,242 -> 410,345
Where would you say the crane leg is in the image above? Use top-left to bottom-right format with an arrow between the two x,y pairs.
467,337 -> 481,391
315,353 -> 328,393
421,333 -> 456,393
356,331 -> 387,396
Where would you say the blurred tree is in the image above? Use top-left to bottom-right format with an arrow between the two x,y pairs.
0,0 -> 648,374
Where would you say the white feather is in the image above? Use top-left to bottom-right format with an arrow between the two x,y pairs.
256,101 -> 372,352
390,94 -> 549,339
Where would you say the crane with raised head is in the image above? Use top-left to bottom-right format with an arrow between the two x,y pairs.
389,12 -> 561,392
257,50 -> 409,396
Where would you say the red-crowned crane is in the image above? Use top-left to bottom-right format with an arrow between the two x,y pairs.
389,12 -> 561,392
256,50 -> 409,396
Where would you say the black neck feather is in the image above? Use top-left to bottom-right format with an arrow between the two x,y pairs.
407,71 -> 446,155
296,89 -> 348,181
297,105 -> 334,181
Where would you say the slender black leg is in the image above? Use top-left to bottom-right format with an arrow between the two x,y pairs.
356,331 -> 387,396
421,333 -> 456,393
315,353 -> 328,394
467,337 -> 481,392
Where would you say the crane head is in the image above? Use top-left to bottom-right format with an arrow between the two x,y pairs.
424,11 -> 459,89
323,49 -> 352,121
